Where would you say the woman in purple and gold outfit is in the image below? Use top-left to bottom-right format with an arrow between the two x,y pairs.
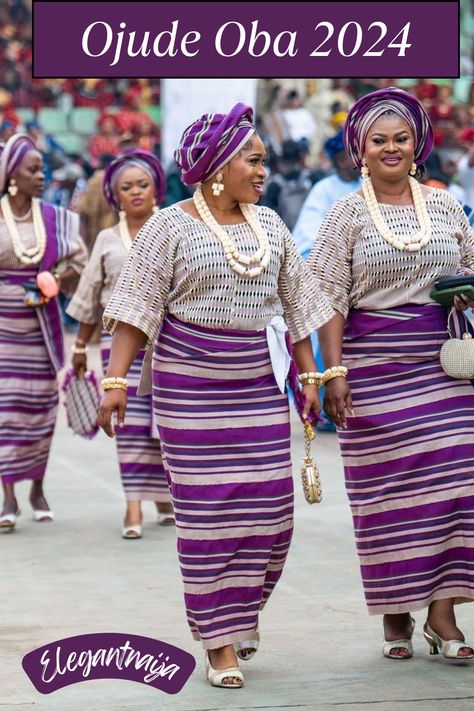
310,87 -> 474,662
67,149 -> 174,539
98,103 -> 335,688
0,134 -> 87,531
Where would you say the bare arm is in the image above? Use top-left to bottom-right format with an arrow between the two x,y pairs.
317,311 -> 353,428
292,335 -> 320,420
71,322 -> 99,375
98,322 -> 147,438
57,266 -> 81,295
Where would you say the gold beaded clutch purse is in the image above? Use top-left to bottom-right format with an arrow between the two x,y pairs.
300,421 -> 322,504
440,308 -> 474,380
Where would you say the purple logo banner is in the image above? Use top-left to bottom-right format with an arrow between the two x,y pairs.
32,1 -> 459,78
22,633 -> 196,695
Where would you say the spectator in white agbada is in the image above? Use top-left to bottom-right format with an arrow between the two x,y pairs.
293,130 -> 362,259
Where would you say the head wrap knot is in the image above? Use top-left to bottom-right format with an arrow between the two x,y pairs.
343,87 -> 434,169
0,133 -> 38,194
174,103 -> 255,186
103,148 -> 166,210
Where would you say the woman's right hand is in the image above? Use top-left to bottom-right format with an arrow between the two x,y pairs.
72,353 -> 87,376
98,390 -> 127,438
323,377 -> 354,429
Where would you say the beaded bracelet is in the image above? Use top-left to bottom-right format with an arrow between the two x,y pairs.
320,366 -> 348,385
102,383 -> 127,392
101,376 -> 128,391
300,377 -> 320,386
71,345 -> 88,355
298,371 -> 322,383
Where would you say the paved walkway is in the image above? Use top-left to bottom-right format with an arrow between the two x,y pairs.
2,341 -> 474,711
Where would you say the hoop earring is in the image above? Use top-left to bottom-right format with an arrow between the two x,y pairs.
360,158 -> 369,179
409,162 -> 417,177
8,179 -> 18,197
211,172 -> 224,197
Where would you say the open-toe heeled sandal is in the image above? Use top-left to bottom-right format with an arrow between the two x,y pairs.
0,509 -> 20,530
205,652 -> 244,688
383,617 -> 416,659
234,629 -> 260,661
122,524 -> 142,539
423,622 -> 474,660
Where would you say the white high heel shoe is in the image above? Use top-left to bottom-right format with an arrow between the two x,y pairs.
32,509 -> 54,522
205,651 -> 244,688
234,629 -> 260,661
122,524 -> 142,539
0,509 -> 20,530
423,622 -> 474,660
383,617 -> 416,659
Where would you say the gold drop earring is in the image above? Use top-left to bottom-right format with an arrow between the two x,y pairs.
360,158 -> 369,179
211,172 -> 224,197
119,205 -> 127,222
409,162 -> 417,176
8,179 -> 18,196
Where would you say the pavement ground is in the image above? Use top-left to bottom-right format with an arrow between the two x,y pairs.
1,340 -> 474,711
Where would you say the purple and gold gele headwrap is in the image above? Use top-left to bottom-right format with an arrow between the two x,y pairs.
103,148 -> 166,211
174,103 -> 255,186
343,87 -> 434,169
0,133 -> 38,194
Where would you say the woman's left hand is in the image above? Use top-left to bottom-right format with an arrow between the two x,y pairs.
454,294 -> 474,311
301,383 -> 321,422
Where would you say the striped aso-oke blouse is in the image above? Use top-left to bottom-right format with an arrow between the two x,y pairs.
67,227 -> 126,324
103,204 -> 334,345
308,188 -> 474,317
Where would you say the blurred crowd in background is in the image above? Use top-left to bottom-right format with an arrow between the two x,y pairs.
1,0 -> 473,250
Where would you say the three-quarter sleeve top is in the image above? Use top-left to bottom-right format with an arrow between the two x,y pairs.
103,204 -> 334,347
67,226 -> 126,324
307,188 -> 474,318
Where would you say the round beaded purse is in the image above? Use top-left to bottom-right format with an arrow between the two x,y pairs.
440,308 -> 474,380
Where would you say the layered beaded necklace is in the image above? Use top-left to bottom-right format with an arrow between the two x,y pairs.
362,176 -> 432,252
193,184 -> 270,278
1,194 -> 47,265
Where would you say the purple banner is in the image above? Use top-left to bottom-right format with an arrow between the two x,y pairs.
32,1 -> 459,78
22,633 -> 196,695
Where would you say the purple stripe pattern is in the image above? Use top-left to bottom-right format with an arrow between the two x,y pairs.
0,268 -> 57,484
101,332 -> 171,503
152,315 -> 293,649
338,304 -> 474,614
174,103 -> 254,185
343,87 -> 434,169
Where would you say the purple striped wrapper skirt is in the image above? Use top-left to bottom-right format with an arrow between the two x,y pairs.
101,332 -> 171,503
339,303 -> 474,615
152,315 -> 293,650
0,269 -> 58,485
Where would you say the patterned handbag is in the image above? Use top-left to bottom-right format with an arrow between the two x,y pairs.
300,421 -> 323,504
285,340 -> 323,504
62,368 -> 101,439
440,308 -> 474,380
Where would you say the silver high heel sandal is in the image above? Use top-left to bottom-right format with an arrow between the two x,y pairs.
423,622 -> 474,660
383,617 -> 416,659
234,629 -> 260,661
205,651 -> 244,688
